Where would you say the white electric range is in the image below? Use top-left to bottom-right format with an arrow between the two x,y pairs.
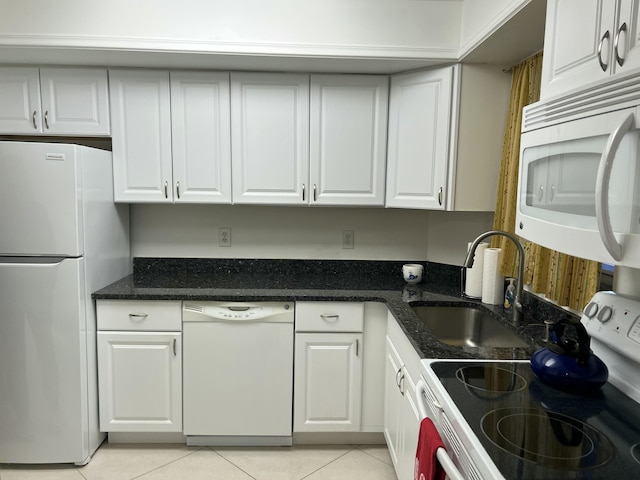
417,291 -> 640,480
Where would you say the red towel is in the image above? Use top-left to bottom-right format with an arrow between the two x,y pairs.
414,417 -> 446,480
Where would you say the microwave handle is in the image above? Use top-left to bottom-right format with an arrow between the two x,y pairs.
595,112 -> 635,261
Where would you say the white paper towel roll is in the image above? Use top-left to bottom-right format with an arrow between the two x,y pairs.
465,242 -> 489,298
482,248 -> 504,305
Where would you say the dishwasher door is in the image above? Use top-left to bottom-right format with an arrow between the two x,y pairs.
182,302 -> 294,446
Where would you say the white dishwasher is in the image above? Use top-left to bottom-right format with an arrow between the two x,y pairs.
183,301 -> 294,446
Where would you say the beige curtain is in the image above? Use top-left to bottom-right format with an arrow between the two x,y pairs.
491,51 -> 600,311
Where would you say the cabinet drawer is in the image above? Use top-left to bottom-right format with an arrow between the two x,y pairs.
296,302 -> 364,332
97,300 -> 182,331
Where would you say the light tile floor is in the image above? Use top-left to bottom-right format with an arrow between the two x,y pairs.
0,443 -> 398,480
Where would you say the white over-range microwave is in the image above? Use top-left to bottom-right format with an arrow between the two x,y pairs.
516,103 -> 640,267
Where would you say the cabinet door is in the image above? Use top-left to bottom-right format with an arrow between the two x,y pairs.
170,71 -> 232,203
109,69 -> 173,203
383,335 -> 403,471
385,67 -> 453,210
398,370 -> 420,480
309,75 -> 388,206
231,73 -> 309,205
0,67 -> 42,134
39,68 -> 110,135
294,332 -> 363,432
616,0 -> 640,73
97,331 -> 182,432
541,0 -> 617,98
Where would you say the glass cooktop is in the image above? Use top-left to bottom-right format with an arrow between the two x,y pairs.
430,361 -> 640,479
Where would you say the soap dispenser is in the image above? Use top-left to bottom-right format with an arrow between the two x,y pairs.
504,278 -> 516,310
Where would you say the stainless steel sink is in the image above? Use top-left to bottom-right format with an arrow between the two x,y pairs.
410,305 -> 528,348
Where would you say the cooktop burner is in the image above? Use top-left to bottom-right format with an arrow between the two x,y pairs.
481,407 -> 614,469
456,365 -> 527,396
429,361 -> 640,479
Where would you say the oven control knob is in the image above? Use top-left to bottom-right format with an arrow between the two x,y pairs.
597,306 -> 613,323
584,301 -> 599,318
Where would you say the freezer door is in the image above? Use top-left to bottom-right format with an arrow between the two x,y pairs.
0,142 -> 83,256
0,257 -> 92,464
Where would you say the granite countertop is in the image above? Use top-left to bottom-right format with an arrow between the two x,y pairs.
94,258 -> 578,361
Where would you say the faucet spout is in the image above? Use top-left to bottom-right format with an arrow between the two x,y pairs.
463,230 -> 525,322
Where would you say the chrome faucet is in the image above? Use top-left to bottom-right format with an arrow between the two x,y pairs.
463,230 -> 525,323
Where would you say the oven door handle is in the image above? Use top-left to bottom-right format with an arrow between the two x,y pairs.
416,380 -> 466,480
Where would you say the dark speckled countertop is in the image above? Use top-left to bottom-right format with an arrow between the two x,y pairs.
94,258 -> 579,360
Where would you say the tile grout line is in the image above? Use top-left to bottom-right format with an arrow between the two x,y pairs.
298,446 -> 356,480
126,447 -> 206,480
354,445 -> 394,467
207,447 -> 257,480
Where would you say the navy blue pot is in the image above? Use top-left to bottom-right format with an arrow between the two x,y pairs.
530,318 -> 608,392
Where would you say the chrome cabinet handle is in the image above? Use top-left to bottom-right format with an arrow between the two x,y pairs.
302,183 -> 306,201
164,181 -> 168,199
32,110 -> 37,129
395,368 -> 402,388
355,339 -> 359,357
399,372 -> 405,396
129,313 -> 148,321
173,338 -> 177,356
550,184 -> 555,202
44,110 -> 49,129
537,185 -> 544,202
438,186 -> 443,206
615,22 -> 627,67
320,314 -> 339,321
176,181 -> 180,199
598,30 -> 610,71
313,184 -> 317,202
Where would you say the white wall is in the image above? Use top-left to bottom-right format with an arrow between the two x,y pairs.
0,0 -> 462,60
458,0 -> 532,57
130,204 -> 493,266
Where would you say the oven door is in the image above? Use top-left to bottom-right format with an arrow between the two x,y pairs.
516,106 -> 640,266
418,359 -> 509,480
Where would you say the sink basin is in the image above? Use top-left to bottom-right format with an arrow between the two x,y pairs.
410,305 -> 528,348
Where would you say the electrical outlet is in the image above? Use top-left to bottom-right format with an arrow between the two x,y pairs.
219,227 -> 232,247
342,229 -> 354,249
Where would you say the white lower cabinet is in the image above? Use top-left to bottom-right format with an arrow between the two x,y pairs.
384,312 -> 421,480
96,300 -> 182,433
294,332 -> 363,432
294,302 -> 365,432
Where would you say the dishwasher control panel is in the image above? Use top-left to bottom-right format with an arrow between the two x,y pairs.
183,302 -> 293,322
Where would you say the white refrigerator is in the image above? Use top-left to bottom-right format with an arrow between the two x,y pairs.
0,141 -> 130,464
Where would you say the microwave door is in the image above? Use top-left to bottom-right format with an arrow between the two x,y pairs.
517,107 -> 640,266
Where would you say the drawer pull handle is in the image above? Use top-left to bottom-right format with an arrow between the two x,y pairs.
173,338 -> 177,356
32,110 -> 37,129
129,313 -> 148,321
320,314 -> 339,321
44,110 -> 49,129
355,339 -> 359,357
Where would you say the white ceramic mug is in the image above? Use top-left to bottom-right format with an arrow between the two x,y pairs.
402,263 -> 423,284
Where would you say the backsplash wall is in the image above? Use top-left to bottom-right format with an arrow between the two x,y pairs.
130,204 -> 493,265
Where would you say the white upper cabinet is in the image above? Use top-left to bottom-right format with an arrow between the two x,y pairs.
231,72 -> 310,205
110,69 -> 173,203
385,67 -> 454,210
110,69 -> 232,203
170,71 -> 232,203
309,75 -> 388,206
541,0 -> 640,99
385,64 -> 509,212
0,67 -> 110,135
